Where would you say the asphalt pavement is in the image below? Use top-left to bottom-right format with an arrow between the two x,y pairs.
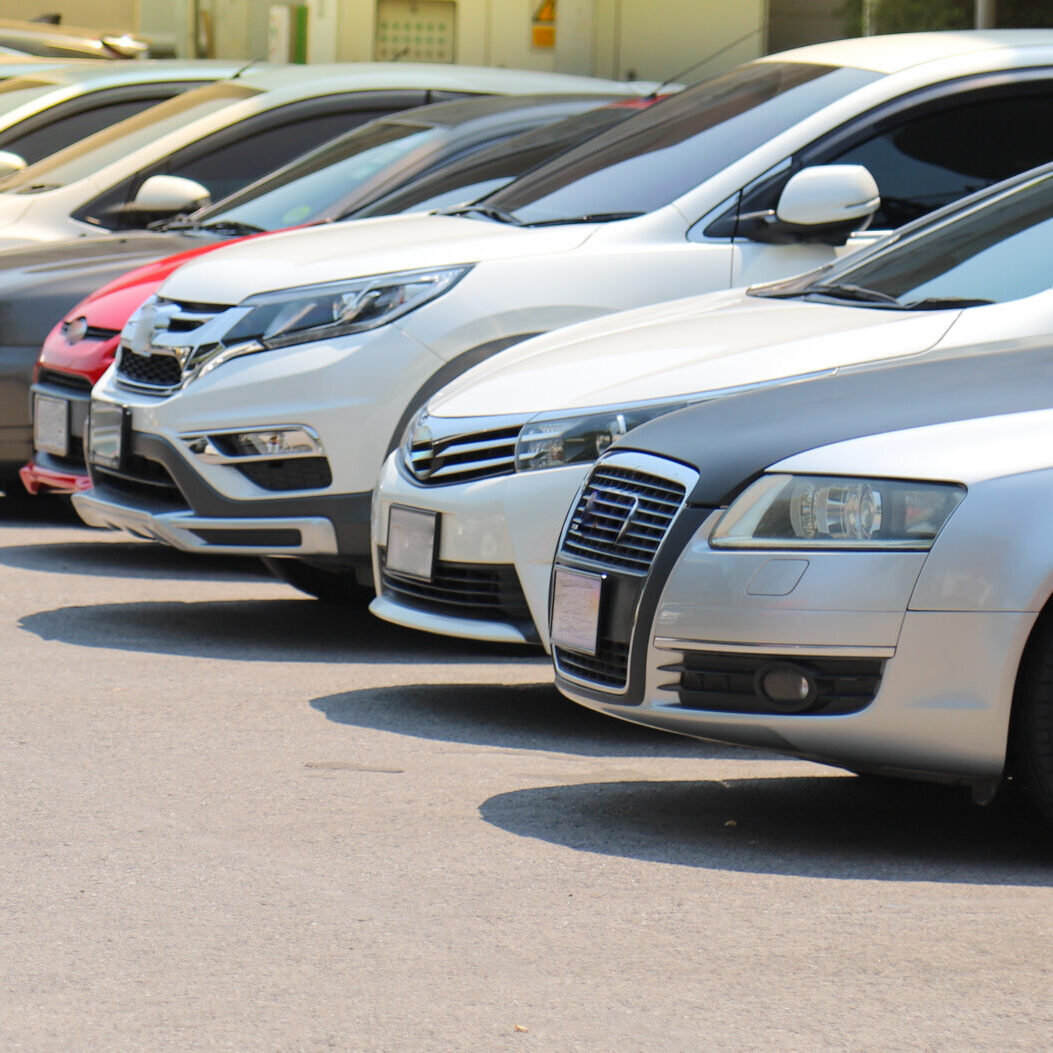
2,494 -> 1051,1051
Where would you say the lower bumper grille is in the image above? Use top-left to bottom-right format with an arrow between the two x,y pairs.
379,549 -> 536,640
554,639 -> 630,690
661,650 -> 885,716
92,454 -> 188,511
234,457 -> 332,492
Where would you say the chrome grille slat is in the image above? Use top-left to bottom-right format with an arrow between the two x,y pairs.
560,464 -> 686,574
405,422 -> 523,485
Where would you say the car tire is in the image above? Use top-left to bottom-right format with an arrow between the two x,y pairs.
262,556 -> 370,603
1009,612 -> 1053,824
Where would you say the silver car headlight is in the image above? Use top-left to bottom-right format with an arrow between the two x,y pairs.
710,473 -> 965,550
513,400 -> 691,472
220,265 -> 471,350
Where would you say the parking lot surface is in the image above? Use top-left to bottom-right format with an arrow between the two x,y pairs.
2,496 -> 1052,1051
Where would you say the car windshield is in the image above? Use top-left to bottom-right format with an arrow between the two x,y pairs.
0,81 -> 259,192
354,101 -> 647,218
483,62 -> 880,225
191,120 -> 445,231
776,171 -> 1053,307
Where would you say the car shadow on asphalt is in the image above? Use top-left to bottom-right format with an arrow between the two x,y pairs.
19,600 -> 548,665
479,776 -> 1053,883
311,682 -> 769,758
0,491 -> 83,526
0,539 -> 275,582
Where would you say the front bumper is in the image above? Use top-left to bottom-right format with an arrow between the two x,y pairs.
554,506 -> 1035,782
369,451 -> 589,648
73,425 -> 370,561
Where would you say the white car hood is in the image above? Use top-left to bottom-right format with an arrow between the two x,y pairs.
429,289 -> 961,418
159,213 -> 594,303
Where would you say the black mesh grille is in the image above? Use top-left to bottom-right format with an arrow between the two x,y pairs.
560,464 -> 686,573
554,639 -> 629,689
380,548 -> 536,638
116,350 -> 182,390
662,651 -> 885,716
234,457 -> 332,492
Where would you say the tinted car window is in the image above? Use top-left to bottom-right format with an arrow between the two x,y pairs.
827,91 -> 1053,228
486,63 -> 879,224
354,102 -> 646,218
822,173 -> 1053,304
0,82 -> 259,192
0,97 -> 169,164
200,120 -> 443,229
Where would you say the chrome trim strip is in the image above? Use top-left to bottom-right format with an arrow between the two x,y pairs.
653,636 -> 896,659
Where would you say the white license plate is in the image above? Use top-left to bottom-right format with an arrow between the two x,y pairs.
551,566 -> 604,655
34,394 -> 69,456
88,400 -> 127,469
386,505 -> 438,580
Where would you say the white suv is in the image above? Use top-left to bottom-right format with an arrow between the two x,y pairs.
74,32 -> 1053,598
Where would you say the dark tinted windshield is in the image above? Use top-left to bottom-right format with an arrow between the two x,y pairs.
833,172 -> 1053,304
763,170 -> 1053,307
0,81 -> 259,192
195,119 -> 445,230
486,62 -> 880,224
354,101 -> 649,217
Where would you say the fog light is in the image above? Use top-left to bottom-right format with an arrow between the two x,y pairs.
229,428 -> 320,457
755,662 -> 817,712
183,426 -> 323,462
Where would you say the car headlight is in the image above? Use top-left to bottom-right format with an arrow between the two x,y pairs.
514,400 -> 691,472
220,265 -> 471,350
710,474 -> 965,549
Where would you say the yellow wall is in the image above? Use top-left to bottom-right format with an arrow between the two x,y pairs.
1,1 -> 137,31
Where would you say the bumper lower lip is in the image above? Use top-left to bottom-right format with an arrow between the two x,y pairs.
72,488 -> 340,556
369,595 -> 538,645
19,457 -> 91,495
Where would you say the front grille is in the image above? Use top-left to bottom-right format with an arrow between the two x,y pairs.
560,464 -> 686,573
554,639 -> 629,689
406,423 -> 520,485
661,651 -> 885,716
234,457 -> 332,492
37,369 -> 93,395
116,350 -> 182,390
115,298 -> 228,394
379,548 -> 536,638
92,454 -> 187,511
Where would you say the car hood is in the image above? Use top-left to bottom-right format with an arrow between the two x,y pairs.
428,290 -> 959,418
0,231 -> 206,346
158,213 -> 596,303
615,338 -> 1053,506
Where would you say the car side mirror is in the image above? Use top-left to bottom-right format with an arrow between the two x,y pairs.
0,150 -> 26,178
130,174 -> 210,214
741,165 -> 880,246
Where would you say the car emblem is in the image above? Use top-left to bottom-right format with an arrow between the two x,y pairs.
62,316 -> 89,345
408,421 -> 435,479
614,496 -> 640,545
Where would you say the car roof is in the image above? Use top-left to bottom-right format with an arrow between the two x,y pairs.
381,91 -> 625,130
0,58 -> 250,89
765,29 -> 1053,75
225,62 -> 657,96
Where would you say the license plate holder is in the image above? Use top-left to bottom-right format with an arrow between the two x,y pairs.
385,505 -> 438,581
88,400 -> 129,470
551,566 -> 604,655
34,394 -> 69,457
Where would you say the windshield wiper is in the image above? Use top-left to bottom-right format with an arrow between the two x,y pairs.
157,218 -> 266,236
439,204 -> 523,225
799,283 -> 902,305
902,296 -> 995,310
522,211 -> 644,227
